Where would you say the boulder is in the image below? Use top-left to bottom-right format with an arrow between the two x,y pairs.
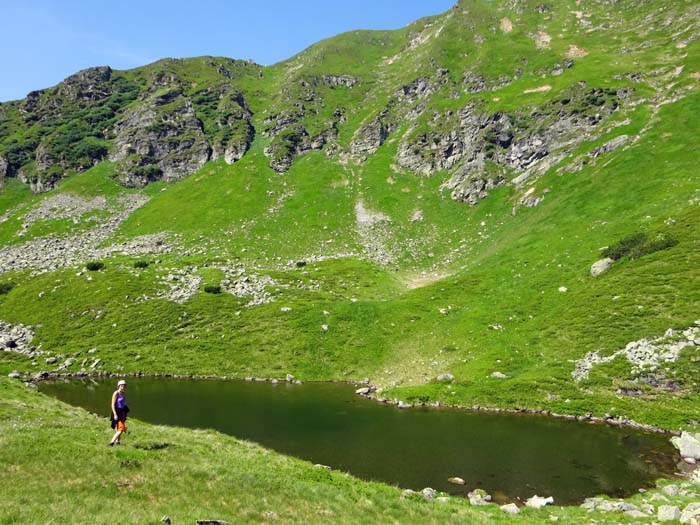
501,503 -> 520,514
355,387 -> 371,395
658,505 -> 681,522
681,503 -> 700,524
672,432 -> 700,460
526,495 -> 554,509
591,258 -> 615,277
491,371 -> 508,379
448,477 -> 466,485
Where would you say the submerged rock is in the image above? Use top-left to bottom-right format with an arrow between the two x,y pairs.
448,477 -> 466,485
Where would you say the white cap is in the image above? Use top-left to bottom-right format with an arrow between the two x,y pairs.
117,380 -> 126,386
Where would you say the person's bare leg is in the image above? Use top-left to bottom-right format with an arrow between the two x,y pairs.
109,429 -> 122,445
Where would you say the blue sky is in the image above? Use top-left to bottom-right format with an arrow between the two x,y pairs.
0,0 -> 454,102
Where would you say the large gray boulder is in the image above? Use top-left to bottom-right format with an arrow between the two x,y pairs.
671,432 -> 700,460
591,258 -> 615,277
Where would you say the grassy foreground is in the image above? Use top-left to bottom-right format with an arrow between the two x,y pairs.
1,378 -> 699,525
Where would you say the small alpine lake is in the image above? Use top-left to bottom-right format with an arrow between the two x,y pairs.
39,377 -> 681,505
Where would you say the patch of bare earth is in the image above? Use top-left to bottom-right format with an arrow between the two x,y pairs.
565,45 -> 588,58
533,31 -> 551,49
523,84 -> 552,94
402,272 -> 451,290
500,17 -> 513,33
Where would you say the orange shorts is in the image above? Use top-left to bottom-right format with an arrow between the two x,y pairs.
116,421 -> 126,432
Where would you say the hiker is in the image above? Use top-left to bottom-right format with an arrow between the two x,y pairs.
108,379 -> 129,446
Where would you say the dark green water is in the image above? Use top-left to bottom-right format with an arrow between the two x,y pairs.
40,377 -> 679,504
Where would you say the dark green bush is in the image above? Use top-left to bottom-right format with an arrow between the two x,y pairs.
86,261 -> 104,271
0,282 -> 15,295
602,232 -> 678,261
204,285 -> 222,294
133,261 -> 149,269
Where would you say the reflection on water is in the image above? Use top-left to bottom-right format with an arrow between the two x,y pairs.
40,377 -> 679,504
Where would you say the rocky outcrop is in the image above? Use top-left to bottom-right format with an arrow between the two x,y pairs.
56,67 -> 114,105
350,114 -> 392,158
395,85 -> 628,205
110,87 -> 211,186
322,75 -> 357,88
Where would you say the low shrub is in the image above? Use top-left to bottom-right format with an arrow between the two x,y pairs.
133,261 -> 149,269
0,282 -> 15,295
204,285 -> 221,294
86,261 -> 104,271
602,232 -> 678,261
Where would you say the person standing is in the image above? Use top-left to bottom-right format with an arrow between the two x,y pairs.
108,379 -> 129,446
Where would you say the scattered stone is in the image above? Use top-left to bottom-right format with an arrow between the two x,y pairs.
558,286 -> 568,293
501,503 -> 520,514
8,371 -> 20,378
526,495 -> 554,509
321,324 -> 329,332
196,521 -> 229,525
160,517 -> 171,524
285,374 -> 295,382
448,477 -> 466,485
658,505 -> 681,522
314,464 -> 332,471
591,258 -> 615,277
437,373 -> 454,381
625,509 -> 649,519
435,496 -> 450,503
491,372 -> 508,379
45,357 -> 57,365
355,387 -> 371,395
468,489 -> 492,506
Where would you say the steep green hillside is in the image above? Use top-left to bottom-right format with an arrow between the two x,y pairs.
2,0 -> 699,429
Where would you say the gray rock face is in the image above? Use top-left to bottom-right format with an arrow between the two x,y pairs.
397,86 -> 626,206
591,258 -> 615,277
322,75 -> 357,88
589,135 -> 629,158
350,115 -> 392,158
110,87 -> 211,186
57,66 -> 113,104
672,432 -> 700,461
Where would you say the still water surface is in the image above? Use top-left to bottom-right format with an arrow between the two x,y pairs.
40,377 -> 679,504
